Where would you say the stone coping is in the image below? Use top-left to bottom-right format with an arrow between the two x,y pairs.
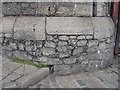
0,16 -> 114,40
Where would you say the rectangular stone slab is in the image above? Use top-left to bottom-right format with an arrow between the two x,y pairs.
14,17 -> 45,40
0,17 -> 16,33
92,17 -> 114,39
46,17 -> 93,35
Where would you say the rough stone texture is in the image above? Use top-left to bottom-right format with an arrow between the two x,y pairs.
96,2 -> 109,16
2,2 -> 93,16
16,68 -> 49,88
14,17 -> 45,40
46,17 -> 93,35
1,16 -> 115,75
0,17 -> 16,33
92,17 -> 114,39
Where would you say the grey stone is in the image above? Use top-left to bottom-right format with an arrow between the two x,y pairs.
68,39 -> 77,46
77,40 -> 87,46
59,36 -> 69,41
78,55 -> 87,63
58,41 -> 67,46
13,51 -> 32,61
87,46 -> 97,53
2,3 -> 21,15
56,6 -> 70,15
16,68 -> 49,88
99,42 -> 107,51
106,38 -> 111,44
46,17 -> 93,35
1,17 -> 16,33
73,47 -> 83,56
25,45 -> 36,52
64,57 -> 77,64
86,35 -> 93,39
69,36 -> 76,39
92,17 -> 114,39
73,3 -> 93,16
77,36 -> 85,40
54,64 -> 83,75
14,17 -> 45,40
44,41 -> 56,48
10,43 -> 17,50
56,46 -> 67,53
48,58 -> 63,65
5,34 -> 12,38
37,56 -> 48,64
47,35 -> 54,40
87,40 -> 98,47
42,48 -> 55,56
96,2 -> 109,16
59,52 -> 70,58
18,44 -> 24,51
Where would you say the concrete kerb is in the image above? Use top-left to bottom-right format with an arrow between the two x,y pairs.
15,67 -> 49,88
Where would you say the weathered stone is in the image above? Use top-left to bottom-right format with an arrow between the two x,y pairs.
10,43 -> 17,50
87,46 -> 97,53
1,17 -> 16,33
77,40 -> 87,46
13,51 -> 32,61
18,44 -> 24,51
86,35 -> 93,39
2,3 -> 21,15
25,45 -> 36,52
59,52 -> 70,58
68,39 -> 77,46
47,35 -> 54,40
54,64 -> 83,75
56,46 -> 67,53
14,17 -> 45,40
37,56 -> 48,64
77,36 -> 85,40
37,3 -> 55,15
73,47 -> 83,56
78,55 -> 87,63
48,58 -> 63,65
69,36 -> 76,39
106,38 -> 111,44
46,17 -> 93,35
59,36 -> 69,41
16,68 -> 49,88
99,42 -> 107,51
96,2 -> 109,16
36,41 -> 43,48
64,57 -> 77,64
87,40 -> 98,47
56,6 -> 70,15
42,48 -> 55,56
92,17 -> 114,39
44,41 -> 56,48
73,3 -> 93,16
5,34 -> 12,38
58,41 -> 67,46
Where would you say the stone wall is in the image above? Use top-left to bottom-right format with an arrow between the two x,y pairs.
2,2 -> 109,17
1,17 -> 115,75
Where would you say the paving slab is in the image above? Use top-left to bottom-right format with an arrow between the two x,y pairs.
46,17 -> 93,35
14,17 -> 45,40
92,17 -> 114,39
0,17 -> 16,33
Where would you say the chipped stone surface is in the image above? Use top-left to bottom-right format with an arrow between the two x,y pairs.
46,17 -> 93,35
14,17 -> 45,40
92,17 -> 114,39
1,17 -> 16,33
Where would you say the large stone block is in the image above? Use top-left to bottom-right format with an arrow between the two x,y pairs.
46,17 -> 93,35
1,17 -> 16,34
92,17 -> 114,39
14,17 -> 45,40
2,2 -> 21,16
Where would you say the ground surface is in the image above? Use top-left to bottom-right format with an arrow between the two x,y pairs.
0,55 -> 119,88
